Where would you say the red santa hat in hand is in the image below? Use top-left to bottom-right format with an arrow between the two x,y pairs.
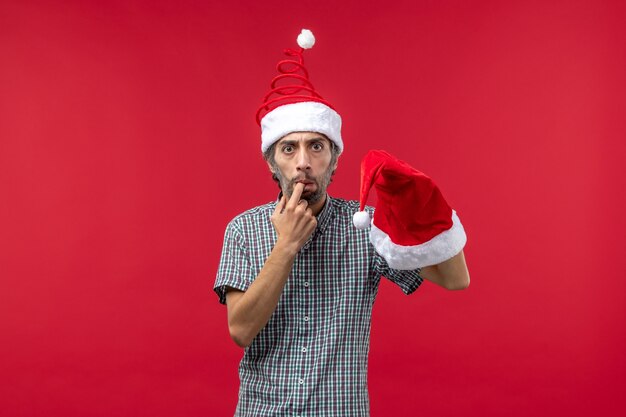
353,150 -> 467,270
256,29 -> 343,153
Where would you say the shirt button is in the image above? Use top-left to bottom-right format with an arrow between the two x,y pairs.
298,378 -> 304,385
304,281 -> 309,287
302,347 -> 307,353
303,316 -> 309,322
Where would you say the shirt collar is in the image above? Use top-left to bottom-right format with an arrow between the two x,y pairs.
315,194 -> 334,236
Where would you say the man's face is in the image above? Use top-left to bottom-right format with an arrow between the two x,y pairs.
268,131 -> 337,205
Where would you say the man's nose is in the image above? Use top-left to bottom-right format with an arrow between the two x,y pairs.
295,150 -> 311,171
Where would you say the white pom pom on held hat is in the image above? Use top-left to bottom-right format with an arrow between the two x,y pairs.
352,210 -> 371,229
256,29 -> 342,154
354,150 -> 467,269
297,29 -> 315,49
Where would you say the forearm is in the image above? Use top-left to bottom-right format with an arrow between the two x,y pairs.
421,250 -> 470,290
226,240 -> 298,347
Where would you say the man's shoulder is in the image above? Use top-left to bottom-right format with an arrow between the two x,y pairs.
226,201 -> 276,230
329,196 -> 374,215
329,196 -> 359,212
237,200 -> 277,217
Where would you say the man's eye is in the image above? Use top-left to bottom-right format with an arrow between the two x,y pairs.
282,146 -> 294,153
312,143 -> 323,151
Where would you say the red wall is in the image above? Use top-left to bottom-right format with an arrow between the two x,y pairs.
1,1 -> 625,416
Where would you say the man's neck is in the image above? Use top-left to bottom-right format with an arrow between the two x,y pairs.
309,193 -> 327,217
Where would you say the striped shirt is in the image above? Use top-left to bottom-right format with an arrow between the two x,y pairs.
214,196 -> 423,417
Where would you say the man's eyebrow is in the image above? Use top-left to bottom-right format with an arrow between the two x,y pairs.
307,136 -> 328,143
277,137 -> 328,146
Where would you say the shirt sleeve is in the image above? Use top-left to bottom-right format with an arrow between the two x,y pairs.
213,219 -> 255,304
373,251 -> 423,295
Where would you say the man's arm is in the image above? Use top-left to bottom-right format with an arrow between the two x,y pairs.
420,250 -> 470,290
225,183 -> 315,348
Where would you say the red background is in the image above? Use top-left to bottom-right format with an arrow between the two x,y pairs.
1,1 -> 625,416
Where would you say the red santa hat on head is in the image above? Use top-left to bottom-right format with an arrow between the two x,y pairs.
256,29 -> 343,153
353,150 -> 467,270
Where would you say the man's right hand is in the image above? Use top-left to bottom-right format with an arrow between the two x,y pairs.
270,182 -> 317,254
226,184 -> 318,348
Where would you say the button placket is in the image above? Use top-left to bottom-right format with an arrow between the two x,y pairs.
296,256 -> 309,397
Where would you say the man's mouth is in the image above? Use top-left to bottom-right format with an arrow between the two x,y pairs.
294,179 -> 315,193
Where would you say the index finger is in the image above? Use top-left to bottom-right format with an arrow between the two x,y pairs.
274,195 -> 286,214
287,182 -> 305,207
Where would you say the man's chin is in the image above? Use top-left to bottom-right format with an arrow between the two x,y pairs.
301,187 -> 316,197
304,189 -> 327,204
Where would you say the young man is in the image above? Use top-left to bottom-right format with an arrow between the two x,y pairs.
215,30 -> 469,417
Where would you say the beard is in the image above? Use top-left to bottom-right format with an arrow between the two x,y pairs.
273,165 -> 334,205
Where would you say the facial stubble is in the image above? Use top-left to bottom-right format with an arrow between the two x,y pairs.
273,165 -> 335,205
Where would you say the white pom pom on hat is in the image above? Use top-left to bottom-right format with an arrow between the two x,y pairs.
297,29 -> 315,49
352,210 -> 371,229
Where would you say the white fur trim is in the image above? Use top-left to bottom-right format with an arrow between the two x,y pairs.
353,211 -> 371,229
297,29 -> 315,49
370,210 -> 467,270
260,102 -> 343,153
